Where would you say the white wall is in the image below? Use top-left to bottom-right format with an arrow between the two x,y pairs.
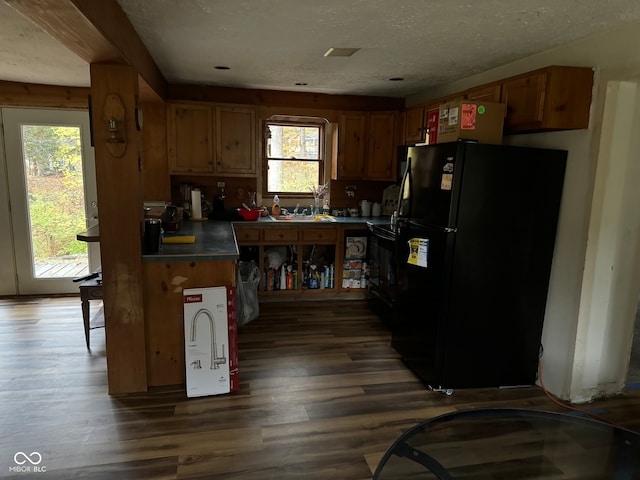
408,20 -> 640,401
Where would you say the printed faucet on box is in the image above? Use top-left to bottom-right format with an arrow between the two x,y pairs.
183,286 -> 239,398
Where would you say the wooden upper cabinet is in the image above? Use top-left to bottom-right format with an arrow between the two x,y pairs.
404,106 -> 426,145
214,105 -> 257,176
334,111 -> 397,181
366,111 -> 397,181
501,65 -> 593,133
167,103 -> 213,173
403,65 -> 593,139
465,84 -> 502,103
335,112 -> 367,179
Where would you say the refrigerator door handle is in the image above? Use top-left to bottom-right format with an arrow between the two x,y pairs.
397,156 -> 411,220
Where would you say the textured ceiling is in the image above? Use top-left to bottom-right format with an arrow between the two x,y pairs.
2,0 -> 640,98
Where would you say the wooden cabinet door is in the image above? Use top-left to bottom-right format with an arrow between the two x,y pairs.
501,72 -> 548,131
404,106 -> 426,144
214,106 -> 257,176
335,112 -> 366,179
167,103 -> 213,173
466,84 -> 502,103
366,111 -> 396,181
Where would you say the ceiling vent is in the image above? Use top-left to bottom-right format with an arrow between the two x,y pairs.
323,47 -> 360,57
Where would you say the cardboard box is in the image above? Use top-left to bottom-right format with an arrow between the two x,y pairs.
437,100 -> 505,144
183,286 -> 239,398
342,259 -> 367,289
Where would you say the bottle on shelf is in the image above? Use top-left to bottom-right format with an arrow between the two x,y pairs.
280,265 -> 287,290
287,266 -> 293,290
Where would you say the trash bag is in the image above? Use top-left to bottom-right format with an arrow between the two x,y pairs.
237,260 -> 261,326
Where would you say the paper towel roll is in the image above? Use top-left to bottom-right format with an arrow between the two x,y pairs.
191,189 -> 202,219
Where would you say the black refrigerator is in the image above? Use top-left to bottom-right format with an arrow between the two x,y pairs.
392,140 -> 567,391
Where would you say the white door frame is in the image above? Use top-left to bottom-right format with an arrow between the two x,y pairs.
0,107 -> 99,295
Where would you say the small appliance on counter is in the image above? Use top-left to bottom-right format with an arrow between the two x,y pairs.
142,218 -> 162,254
162,204 -> 181,232
382,184 -> 399,215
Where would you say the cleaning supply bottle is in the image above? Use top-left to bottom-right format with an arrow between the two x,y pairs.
272,195 -> 281,216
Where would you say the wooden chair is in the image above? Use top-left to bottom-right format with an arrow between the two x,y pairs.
76,272 -> 104,349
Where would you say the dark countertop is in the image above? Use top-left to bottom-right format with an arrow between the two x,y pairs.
76,224 -> 100,243
143,216 -> 391,263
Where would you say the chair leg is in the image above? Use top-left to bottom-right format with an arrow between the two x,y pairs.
81,297 -> 90,349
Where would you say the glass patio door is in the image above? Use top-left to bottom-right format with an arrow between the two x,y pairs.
2,108 -> 99,295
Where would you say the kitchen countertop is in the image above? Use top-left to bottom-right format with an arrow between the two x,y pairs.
76,224 -> 100,243
143,216 -> 391,262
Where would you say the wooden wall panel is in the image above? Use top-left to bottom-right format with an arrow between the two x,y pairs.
141,100 -> 170,201
0,80 -> 89,108
143,260 -> 236,387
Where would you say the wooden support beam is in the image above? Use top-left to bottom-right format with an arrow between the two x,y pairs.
90,63 -> 147,394
5,0 -> 167,100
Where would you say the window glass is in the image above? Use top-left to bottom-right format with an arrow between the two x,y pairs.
265,120 -> 324,196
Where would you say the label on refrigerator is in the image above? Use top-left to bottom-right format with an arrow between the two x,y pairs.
407,238 -> 429,268
441,161 -> 454,190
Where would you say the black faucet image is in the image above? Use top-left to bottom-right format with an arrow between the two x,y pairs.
189,308 -> 227,369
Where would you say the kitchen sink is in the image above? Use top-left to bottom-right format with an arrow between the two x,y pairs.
269,215 -> 335,222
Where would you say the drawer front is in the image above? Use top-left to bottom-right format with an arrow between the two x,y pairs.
234,227 -> 260,243
263,228 -> 299,243
301,228 -> 337,242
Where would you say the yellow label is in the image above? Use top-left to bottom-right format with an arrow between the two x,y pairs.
407,238 -> 429,268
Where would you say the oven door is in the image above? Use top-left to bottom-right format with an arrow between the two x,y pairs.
367,223 -> 398,324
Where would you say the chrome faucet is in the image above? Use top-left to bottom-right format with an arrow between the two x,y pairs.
189,308 -> 227,369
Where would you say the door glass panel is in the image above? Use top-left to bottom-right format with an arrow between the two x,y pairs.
22,124 -> 89,278
2,108 -> 98,295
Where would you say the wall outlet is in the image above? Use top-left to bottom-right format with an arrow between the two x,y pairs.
217,181 -> 225,188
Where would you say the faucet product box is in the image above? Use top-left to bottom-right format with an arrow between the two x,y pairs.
183,286 -> 239,398
437,100 -> 505,144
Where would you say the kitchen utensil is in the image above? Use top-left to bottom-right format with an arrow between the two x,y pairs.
242,203 -> 252,210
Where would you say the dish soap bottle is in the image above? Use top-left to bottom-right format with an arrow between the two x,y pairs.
272,195 -> 281,216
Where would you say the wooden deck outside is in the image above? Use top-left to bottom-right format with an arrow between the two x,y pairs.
34,256 -> 89,279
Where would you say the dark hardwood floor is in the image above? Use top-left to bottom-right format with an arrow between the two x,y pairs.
1,296 -> 639,479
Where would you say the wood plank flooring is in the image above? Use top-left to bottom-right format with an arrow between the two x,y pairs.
1,296 -> 639,479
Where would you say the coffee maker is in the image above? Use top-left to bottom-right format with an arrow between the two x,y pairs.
162,205 -> 180,231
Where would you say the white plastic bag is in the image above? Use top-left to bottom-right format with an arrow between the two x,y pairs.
237,261 -> 261,326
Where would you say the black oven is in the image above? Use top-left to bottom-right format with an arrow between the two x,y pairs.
366,222 -> 398,325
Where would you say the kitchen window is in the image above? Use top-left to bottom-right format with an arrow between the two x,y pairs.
264,117 -> 325,197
